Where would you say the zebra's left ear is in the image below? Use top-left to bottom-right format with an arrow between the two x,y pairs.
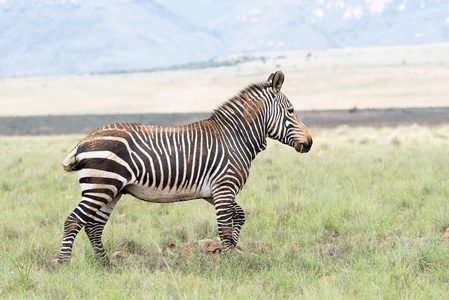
267,70 -> 284,94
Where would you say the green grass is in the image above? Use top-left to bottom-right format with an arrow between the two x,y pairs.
1,125 -> 449,298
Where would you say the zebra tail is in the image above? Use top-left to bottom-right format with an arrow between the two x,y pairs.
62,146 -> 79,172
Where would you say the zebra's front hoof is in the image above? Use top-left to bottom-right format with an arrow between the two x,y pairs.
221,243 -> 244,254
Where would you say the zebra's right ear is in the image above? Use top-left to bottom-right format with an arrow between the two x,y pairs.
267,70 -> 284,94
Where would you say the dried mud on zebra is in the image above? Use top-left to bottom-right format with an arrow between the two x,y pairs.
57,70 -> 313,264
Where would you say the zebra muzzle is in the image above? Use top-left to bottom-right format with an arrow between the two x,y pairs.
294,140 -> 312,153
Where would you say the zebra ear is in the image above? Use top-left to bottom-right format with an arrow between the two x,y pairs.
267,70 -> 284,94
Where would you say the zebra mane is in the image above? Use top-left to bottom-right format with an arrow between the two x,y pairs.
210,81 -> 268,122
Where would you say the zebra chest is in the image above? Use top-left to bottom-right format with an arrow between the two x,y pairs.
124,183 -> 212,203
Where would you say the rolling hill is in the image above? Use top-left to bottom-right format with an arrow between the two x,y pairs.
1,0 -> 449,78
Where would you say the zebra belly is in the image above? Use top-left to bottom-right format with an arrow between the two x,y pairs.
124,184 -> 212,203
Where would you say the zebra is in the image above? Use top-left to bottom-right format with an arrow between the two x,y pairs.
58,70 -> 312,263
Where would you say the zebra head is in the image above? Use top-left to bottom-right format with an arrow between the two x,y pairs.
266,71 -> 313,153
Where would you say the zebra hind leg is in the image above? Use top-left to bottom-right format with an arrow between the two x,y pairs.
84,194 -> 122,265
58,209 -> 87,263
58,189 -> 122,264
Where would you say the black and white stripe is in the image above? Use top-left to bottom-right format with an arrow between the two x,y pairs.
58,70 -> 313,263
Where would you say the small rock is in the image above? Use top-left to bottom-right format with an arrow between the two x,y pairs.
181,241 -> 198,258
200,239 -> 221,254
111,250 -> 127,259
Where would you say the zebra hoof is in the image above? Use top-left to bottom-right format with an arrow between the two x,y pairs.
221,244 -> 244,254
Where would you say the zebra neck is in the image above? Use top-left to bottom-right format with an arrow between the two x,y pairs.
209,108 -> 268,162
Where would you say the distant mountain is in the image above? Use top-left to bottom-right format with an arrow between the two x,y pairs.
1,0 -> 448,78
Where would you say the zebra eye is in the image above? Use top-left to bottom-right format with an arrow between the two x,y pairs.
286,107 -> 294,114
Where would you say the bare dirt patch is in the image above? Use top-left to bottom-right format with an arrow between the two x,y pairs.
0,107 -> 448,136
299,107 -> 449,128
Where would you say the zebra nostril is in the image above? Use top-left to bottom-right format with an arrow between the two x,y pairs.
302,143 -> 311,153
299,138 -> 312,153
294,141 -> 310,153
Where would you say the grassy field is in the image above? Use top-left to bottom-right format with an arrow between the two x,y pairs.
1,124 -> 449,298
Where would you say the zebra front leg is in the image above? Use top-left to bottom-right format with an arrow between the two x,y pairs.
214,198 -> 236,253
231,202 -> 245,247
84,194 -> 122,265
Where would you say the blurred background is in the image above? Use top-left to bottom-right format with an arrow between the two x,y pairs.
0,0 -> 448,133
